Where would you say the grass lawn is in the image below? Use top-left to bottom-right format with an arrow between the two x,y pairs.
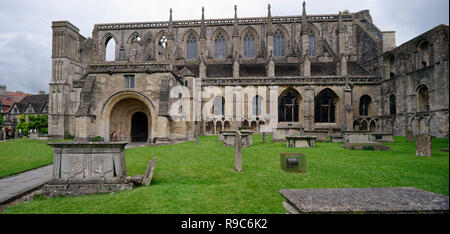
0,138 -> 71,178
1,135 -> 448,214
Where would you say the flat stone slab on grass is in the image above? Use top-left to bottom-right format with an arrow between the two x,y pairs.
0,165 -> 53,205
280,187 -> 449,214
342,142 -> 391,151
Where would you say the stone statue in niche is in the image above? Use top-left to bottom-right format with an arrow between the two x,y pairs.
129,48 -> 137,62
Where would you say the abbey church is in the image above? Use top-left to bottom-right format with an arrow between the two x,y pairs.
48,2 -> 449,142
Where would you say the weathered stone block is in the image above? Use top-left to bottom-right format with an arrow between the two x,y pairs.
286,136 -> 316,147
279,187 -> 449,214
144,157 -> 157,186
280,153 -> 306,173
416,134 -> 432,157
406,130 -> 414,142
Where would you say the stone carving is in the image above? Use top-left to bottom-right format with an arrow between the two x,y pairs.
43,142 -> 133,197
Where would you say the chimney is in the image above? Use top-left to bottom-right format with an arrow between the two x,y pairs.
0,85 -> 5,98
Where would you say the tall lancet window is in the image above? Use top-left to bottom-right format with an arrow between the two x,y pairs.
308,34 -> 315,56
243,32 -> 255,58
186,34 -> 198,59
215,32 -> 226,58
273,29 -> 285,57
334,30 -> 339,53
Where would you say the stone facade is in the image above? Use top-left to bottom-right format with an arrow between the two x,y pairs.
48,2 -> 449,142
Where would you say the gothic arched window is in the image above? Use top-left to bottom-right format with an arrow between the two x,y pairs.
389,94 -> 396,115
213,96 -> 225,116
278,89 -> 300,122
243,32 -> 255,58
186,34 -> 198,59
215,32 -> 226,58
417,86 -> 430,112
105,37 -> 116,61
359,95 -> 372,116
308,34 -> 315,56
314,89 -> 337,123
334,30 -> 339,53
252,95 -> 263,116
273,29 -> 285,57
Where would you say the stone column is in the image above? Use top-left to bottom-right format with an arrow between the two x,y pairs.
268,86 -> 278,131
344,82 -> 353,131
300,55 -> 311,77
266,54 -> 275,77
232,86 -> 242,130
303,86 -> 315,131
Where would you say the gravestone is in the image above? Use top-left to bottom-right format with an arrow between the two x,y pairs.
144,157 -> 157,186
262,132 -> 266,143
406,130 -> 414,142
194,123 -> 199,145
416,134 -> 432,157
234,131 -> 242,172
280,153 -> 306,173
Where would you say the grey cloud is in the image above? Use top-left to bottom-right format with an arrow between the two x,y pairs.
0,0 -> 448,94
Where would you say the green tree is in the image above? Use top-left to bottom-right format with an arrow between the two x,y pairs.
15,114 -> 29,136
0,113 -> 3,128
28,114 -> 48,134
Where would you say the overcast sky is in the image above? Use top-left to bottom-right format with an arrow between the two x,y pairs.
0,0 -> 448,94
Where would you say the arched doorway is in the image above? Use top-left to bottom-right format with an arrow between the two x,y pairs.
108,97 -> 152,142
131,112 -> 148,142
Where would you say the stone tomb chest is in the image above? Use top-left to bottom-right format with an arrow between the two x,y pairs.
272,123 -> 302,142
43,142 -> 133,197
285,136 -> 317,148
330,135 -> 343,143
341,131 -> 390,151
304,130 -> 329,142
222,131 -> 253,147
371,132 -> 394,142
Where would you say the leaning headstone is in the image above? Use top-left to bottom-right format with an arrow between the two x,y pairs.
416,134 -> 432,157
143,157 -> 157,186
234,131 -> 242,172
406,130 -> 414,142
